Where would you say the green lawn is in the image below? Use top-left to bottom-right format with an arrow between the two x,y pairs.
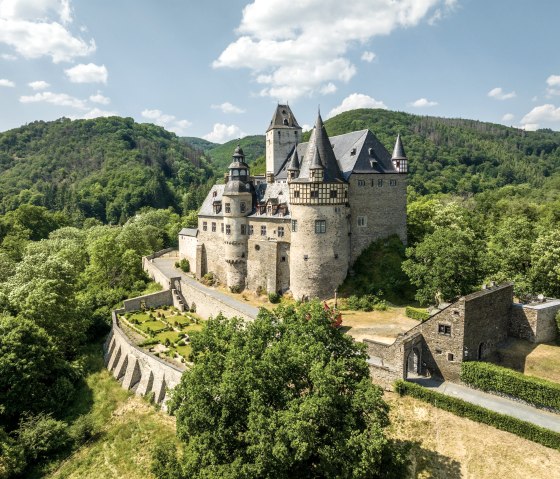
137,320 -> 168,334
175,344 -> 192,359
154,330 -> 182,344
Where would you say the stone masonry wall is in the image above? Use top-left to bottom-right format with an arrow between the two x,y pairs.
510,302 -> 560,343
123,289 -> 173,312
143,258 -> 172,289
104,312 -> 183,410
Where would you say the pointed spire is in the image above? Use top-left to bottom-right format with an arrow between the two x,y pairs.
391,133 -> 407,160
303,111 -> 344,182
286,145 -> 300,171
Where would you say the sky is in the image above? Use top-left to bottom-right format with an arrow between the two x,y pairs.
0,0 -> 560,143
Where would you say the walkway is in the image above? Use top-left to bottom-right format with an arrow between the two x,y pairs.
411,377 -> 560,433
151,256 -> 259,319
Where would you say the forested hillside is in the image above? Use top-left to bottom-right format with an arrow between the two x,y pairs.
0,117 -> 213,223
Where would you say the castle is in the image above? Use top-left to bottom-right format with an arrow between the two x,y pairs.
179,105 -> 407,299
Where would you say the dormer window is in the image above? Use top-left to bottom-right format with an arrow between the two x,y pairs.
368,147 -> 374,156
350,148 -> 356,156
283,119 -> 288,125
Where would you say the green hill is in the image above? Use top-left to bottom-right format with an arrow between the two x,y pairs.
0,117 -> 213,223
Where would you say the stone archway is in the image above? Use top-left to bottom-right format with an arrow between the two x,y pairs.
478,342 -> 486,360
406,347 -> 421,378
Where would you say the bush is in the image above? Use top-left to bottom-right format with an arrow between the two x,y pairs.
179,259 -> 190,273
201,272 -> 215,286
460,361 -> 560,411
68,414 -> 95,446
394,380 -> 560,450
17,414 -> 70,461
0,427 -> 26,479
405,306 -> 430,321
151,442 -> 182,479
341,294 -> 387,312
229,285 -> 241,294
268,292 -> 281,304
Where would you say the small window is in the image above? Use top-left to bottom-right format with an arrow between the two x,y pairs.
281,256 -> 286,262
334,206 -> 341,213
357,179 -> 366,187
212,222 -> 216,232
203,221 -> 207,231
278,226 -> 284,237
261,225 -> 267,236
377,179 -> 383,187
390,179 -> 397,187
350,147 -> 356,156
221,223 -> 224,233
255,244 -> 260,251
334,253 -> 339,259
212,191 -> 217,197
315,220 -> 326,234
357,216 -> 367,227
225,224 -> 231,235
291,219 -> 297,232
283,118 -> 288,125
241,224 -> 247,235
435,349 -> 443,355
225,203 -> 231,213
447,353 -> 454,362
304,255 -> 309,261
330,190 -> 337,198
310,190 -> 319,198
438,324 -> 451,336
294,190 -> 300,198
240,202 -> 246,213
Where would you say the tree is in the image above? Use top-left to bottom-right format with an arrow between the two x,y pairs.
0,316 -> 76,428
530,228 -> 560,297
0,427 -> 26,479
403,226 -> 485,305
167,303 -> 407,479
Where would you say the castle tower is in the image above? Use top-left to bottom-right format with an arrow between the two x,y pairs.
391,134 -> 408,173
266,104 -> 302,179
288,112 -> 349,300
222,145 -> 252,291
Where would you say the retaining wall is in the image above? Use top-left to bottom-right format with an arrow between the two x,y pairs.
122,289 -> 173,312
104,311 -> 184,410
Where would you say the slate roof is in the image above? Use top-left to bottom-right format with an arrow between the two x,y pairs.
391,134 -> 407,160
179,228 -> 198,237
276,129 -> 398,181
266,104 -> 301,132
198,184 -> 225,216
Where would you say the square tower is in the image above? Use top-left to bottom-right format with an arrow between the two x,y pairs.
265,104 -> 302,177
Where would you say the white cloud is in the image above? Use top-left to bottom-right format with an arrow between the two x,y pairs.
301,124 -> 312,132
141,108 -> 192,135
20,91 -> 86,109
211,101 -> 245,114
214,0 -> 453,100
89,91 -> 110,104
546,74 -> 560,96
320,83 -> 337,94
361,51 -> 376,63
488,87 -> 516,100
520,104 -> 560,130
0,78 -> 15,87
203,123 -> 246,143
410,97 -> 438,107
65,63 -> 107,84
76,107 -> 117,119
501,113 -> 514,123
1,53 -> 17,60
28,80 -> 50,90
327,93 -> 387,118
0,1 -> 95,63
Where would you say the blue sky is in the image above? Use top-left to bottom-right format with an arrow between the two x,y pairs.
1,0 -> 559,142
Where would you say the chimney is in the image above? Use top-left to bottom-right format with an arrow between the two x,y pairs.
266,172 -> 275,184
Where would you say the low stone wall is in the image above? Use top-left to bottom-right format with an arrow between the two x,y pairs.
180,279 -> 255,322
145,248 -> 177,261
122,289 -> 173,312
510,302 -> 560,343
143,258 -> 172,289
104,311 -> 184,410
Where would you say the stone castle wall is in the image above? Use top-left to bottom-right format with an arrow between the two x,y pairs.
348,173 -> 407,264
104,311 -> 184,410
510,301 -> 560,343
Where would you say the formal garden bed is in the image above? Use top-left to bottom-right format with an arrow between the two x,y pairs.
118,306 -> 204,366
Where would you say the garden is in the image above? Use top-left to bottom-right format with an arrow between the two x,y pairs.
119,306 -> 204,364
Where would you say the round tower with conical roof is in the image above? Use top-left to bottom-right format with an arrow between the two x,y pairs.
288,113 -> 350,300
391,134 -> 408,173
222,145 -> 252,291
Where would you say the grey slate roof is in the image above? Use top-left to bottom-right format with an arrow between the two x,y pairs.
179,228 -> 198,237
286,145 -> 300,171
276,128 -> 397,181
266,104 -> 301,132
391,134 -> 407,160
198,184 -> 225,216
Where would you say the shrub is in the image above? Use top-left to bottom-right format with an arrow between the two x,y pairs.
179,258 -> 190,273
229,285 -> 241,294
140,338 -> 159,347
341,294 -> 387,312
460,361 -> 560,411
190,303 -> 196,313
268,292 -> 281,304
165,338 -> 171,347
0,427 -> 26,478
256,286 -> 264,297
395,380 -> 560,450
151,442 -> 182,479
17,414 -> 70,461
405,306 -> 430,321
201,272 -> 215,286
68,414 -> 95,446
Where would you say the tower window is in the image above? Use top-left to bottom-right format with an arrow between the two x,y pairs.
249,225 -> 254,235
281,256 -> 286,262
212,222 -> 216,232
291,220 -> 297,232
447,353 -> 454,362
226,225 -> 231,235
241,224 -> 247,235
330,190 -> 337,198
221,223 -> 224,233
294,190 -> 300,198
240,202 -> 246,213
357,179 -> 365,187
261,225 -> 267,236
283,119 -> 288,125
278,226 -> 284,237
203,221 -> 207,231
357,216 -> 367,227
377,179 -> 383,187
350,148 -> 356,156
310,190 -> 319,198
225,203 -> 231,213
212,191 -> 217,197
315,220 -> 326,234
304,255 -> 309,261
390,179 -> 397,187
438,324 -> 451,336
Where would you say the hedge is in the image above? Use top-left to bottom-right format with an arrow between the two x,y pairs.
405,306 -> 430,321
394,380 -> 560,450
461,361 -> 560,411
